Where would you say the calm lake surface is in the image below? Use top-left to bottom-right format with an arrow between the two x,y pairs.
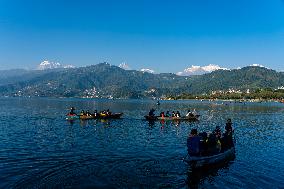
0,97 -> 283,189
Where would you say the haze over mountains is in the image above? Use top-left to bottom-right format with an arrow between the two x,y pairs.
0,62 -> 284,98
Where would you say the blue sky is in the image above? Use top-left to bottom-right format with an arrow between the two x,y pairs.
0,0 -> 284,73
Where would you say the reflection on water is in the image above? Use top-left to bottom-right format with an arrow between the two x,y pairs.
0,98 -> 284,188
186,154 -> 236,189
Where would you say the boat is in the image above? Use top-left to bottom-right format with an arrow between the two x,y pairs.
79,115 -> 94,120
184,146 -> 235,168
66,113 -> 123,120
144,115 -> 200,121
65,114 -> 79,120
95,113 -> 123,119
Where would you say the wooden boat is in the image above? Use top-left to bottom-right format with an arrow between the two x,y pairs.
184,147 -> 235,168
66,113 -> 123,120
144,115 -> 200,121
94,113 -> 123,119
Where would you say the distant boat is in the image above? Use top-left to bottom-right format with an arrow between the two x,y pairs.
66,113 -> 123,120
144,115 -> 199,121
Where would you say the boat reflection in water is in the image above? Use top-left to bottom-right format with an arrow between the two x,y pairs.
186,152 -> 236,189
147,119 -> 182,128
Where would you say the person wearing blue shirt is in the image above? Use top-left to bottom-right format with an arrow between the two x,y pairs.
187,129 -> 201,156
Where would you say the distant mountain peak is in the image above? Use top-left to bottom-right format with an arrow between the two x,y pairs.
177,64 -> 228,76
119,62 -> 131,70
37,60 -> 75,70
140,68 -> 155,74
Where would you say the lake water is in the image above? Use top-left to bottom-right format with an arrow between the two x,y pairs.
0,97 -> 283,188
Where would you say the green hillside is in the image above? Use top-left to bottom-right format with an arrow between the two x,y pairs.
0,63 -> 284,98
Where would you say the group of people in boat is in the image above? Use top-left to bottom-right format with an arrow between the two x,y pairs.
148,108 -> 198,118
187,119 -> 234,156
67,107 -> 112,117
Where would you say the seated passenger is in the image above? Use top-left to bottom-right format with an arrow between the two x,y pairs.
176,111 -> 181,117
199,132 -> 208,156
93,110 -> 98,117
149,108 -> 155,116
160,112 -> 165,118
165,111 -> 170,117
207,133 -> 221,155
80,110 -> 85,116
172,111 -> 176,117
186,109 -> 194,117
106,109 -> 111,116
192,109 -> 198,116
213,126 -> 222,139
187,129 -> 201,156
86,110 -> 91,116
100,110 -> 107,116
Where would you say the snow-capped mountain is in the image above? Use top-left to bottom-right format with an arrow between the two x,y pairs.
37,60 -> 75,70
140,68 -> 155,74
119,62 -> 131,70
177,64 -> 228,76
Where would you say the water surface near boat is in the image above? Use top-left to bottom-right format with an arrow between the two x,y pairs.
0,97 -> 284,188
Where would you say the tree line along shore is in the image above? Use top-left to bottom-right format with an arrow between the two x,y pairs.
165,88 -> 284,102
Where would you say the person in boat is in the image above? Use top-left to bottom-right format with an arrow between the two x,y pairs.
68,107 -> 76,116
221,119 -> 234,151
192,109 -> 198,116
100,110 -> 107,116
198,132 -> 208,156
176,111 -> 181,117
187,129 -> 201,156
221,131 -> 233,152
186,109 -> 194,117
160,112 -> 165,118
213,126 -> 222,139
106,109 -> 111,116
157,100 -> 160,105
206,133 -> 221,155
86,110 -> 91,116
172,111 -> 176,117
165,111 -> 170,117
149,108 -> 155,117
93,110 -> 98,117
225,119 -> 233,133
80,110 -> 85,116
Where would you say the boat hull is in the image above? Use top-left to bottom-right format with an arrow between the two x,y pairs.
145,115 -> 199,121
185,147 -> 235,168
66,113 -> 123,120
65,115 -> 79,120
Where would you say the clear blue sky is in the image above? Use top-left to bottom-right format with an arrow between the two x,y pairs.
0,0 -> 284,73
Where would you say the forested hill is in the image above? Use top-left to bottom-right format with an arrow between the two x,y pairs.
189,66 -> 284,94
0,63 -> 283,98
0,63 -> 192,98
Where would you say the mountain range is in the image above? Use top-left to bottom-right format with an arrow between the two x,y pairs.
0,63 -> 284,98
